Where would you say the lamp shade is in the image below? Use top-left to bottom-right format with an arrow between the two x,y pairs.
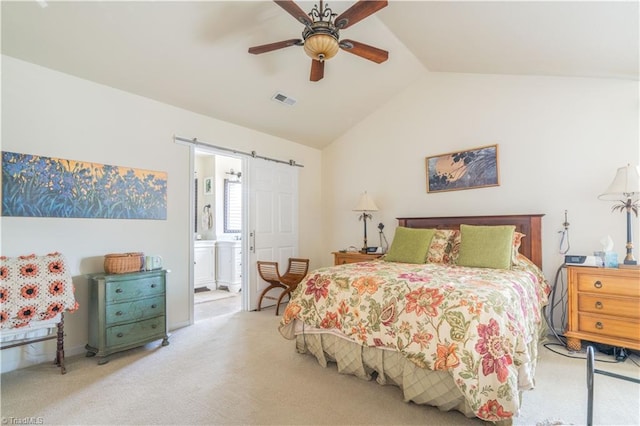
354,191 -> 379,212
598,164 -> 640,201
303,33 -> 339,61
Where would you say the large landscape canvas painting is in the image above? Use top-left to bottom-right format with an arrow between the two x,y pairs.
2,151 -> 167,220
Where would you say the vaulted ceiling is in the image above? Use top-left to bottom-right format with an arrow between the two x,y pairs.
2,1 -> 638,149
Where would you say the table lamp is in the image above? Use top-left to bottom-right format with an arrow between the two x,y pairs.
353,191 -> 379,253
598,164 -> 640,265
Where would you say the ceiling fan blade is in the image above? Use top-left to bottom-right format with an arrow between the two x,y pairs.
334,0 -> 388,29
248,39 -> 302,55
310,59 -> 324,82
274,0 -> 312,26
339,39 -> 388,63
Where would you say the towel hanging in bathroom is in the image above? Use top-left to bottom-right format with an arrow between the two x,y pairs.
202,205 -> 213,230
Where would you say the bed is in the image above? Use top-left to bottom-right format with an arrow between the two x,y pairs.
279,214 -> 549,424
0,252 -> 78,374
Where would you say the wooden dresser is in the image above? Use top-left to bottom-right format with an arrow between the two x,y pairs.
565,266 -> 640,351
333,251 -> 383,265
86,270 -> 169,364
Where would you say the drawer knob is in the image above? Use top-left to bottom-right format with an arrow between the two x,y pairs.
116,311 -> 123,316
595,301 -> 603,309
151,283 -> 157,288
595,322 -> 603,330
117,332 -> 124,337
151,324 -> 157,329
151,304 -> 157,309
593,280 -> 602,289
115,288 -> 123,293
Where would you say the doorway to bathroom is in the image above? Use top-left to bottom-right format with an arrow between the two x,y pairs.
193,148 -> 242,321
186,138 -> 301,322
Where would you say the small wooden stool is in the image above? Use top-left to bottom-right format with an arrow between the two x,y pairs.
257,258 -> 309,315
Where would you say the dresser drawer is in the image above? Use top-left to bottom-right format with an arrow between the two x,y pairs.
105,276 -> 165,303
333,252 -> 382,265
105,295 -> 165,325
578,293 -> 640,319
576,272 -> 640,297
577,313 -> 640,341
106,316 -> 166,348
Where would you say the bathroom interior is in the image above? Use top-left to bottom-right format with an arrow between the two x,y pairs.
194,149 -> 242,319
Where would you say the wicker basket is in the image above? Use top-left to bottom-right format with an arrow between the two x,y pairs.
104,252 -> 144,274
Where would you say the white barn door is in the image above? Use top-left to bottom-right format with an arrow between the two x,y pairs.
247,159 -> 299,311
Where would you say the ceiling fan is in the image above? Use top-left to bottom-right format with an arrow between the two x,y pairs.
248,0 -> 389,82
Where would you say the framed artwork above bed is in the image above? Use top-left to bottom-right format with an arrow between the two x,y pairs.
426,144 -> 499,193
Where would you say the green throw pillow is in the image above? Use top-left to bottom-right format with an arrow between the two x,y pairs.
457,224 -> 515,270
385,227 -> 436,264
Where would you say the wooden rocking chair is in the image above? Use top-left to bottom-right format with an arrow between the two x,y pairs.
257,258 -> 309,315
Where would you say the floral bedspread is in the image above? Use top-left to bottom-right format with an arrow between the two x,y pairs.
0,253 -> 78,329
279,258 -> 550,422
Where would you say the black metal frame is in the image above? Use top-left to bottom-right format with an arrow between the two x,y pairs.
586,345 -> 639,425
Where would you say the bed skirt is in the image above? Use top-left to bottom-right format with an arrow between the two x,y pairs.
295,332 -> 477,418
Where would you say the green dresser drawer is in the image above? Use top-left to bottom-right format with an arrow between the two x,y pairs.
106,316 -> 166,348
105,295 -> 165,325
105,275 -> 165,303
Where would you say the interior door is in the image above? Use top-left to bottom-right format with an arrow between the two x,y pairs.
247,159 -> 299,311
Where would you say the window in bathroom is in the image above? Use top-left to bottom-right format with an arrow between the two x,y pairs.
224,179 -> 241,233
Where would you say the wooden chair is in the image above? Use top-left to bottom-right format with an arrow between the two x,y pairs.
257,258 -> 309,315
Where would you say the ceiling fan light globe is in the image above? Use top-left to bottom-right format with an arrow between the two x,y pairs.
304,34 -> 339,61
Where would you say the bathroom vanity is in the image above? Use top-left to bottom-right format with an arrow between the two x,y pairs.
194,240 -> 216,290
216,240 -> 241,293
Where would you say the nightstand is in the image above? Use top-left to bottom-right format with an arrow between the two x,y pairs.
565,266 -> 640,351
333,251 -> 383,265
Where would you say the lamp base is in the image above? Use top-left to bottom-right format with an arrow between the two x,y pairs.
624,245 -> 636,265
618,263 -> 640,269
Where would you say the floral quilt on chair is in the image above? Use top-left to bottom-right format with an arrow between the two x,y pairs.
279,257 -> 550,422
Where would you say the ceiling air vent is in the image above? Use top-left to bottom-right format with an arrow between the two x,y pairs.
271,92 -> 297,106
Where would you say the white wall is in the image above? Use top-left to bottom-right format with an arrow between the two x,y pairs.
2,56 -> 638,372
322,72 -> 639,284
0,56 -> 323,372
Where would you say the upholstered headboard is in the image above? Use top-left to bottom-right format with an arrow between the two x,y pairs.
396,214 -> 544,269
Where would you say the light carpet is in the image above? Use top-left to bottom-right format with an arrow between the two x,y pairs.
1,308 -> 639,425
194,289 -> 238,304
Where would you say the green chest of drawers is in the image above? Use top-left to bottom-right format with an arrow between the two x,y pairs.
85,270 -> 169,364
